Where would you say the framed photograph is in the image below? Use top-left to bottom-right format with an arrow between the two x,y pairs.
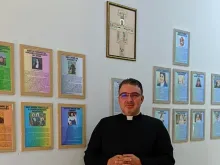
153,66 -> 171,104
106,1 -> 137,61
21,102 -> 53,151
173,29 -> 190,66
210,109 -> 220,139
172,69 -> 189,104
0,102 -> 15,152
0,41 -> 15,95
211,74 -> 220,105
190,109 -> 205,141
20,44 -> 53,97
152,108 -> 170,133
58,103 -> 86,149
111,78 -> 123,115
172,109 -> 189,143
190,71 -> 206,104
57,50 -> 86,99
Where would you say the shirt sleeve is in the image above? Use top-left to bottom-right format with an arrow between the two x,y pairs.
140,120 -> 175,165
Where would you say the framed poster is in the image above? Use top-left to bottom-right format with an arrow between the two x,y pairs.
106,1 -> 137,61
172,69 -> 189,104
210,109 -> 220,139
21,102 -> 53,151
0,102 -> 15,152
172,109 -> 189,143
190,109 -> 205,141
173,29 -> 190,66
111,78 -> 123,115
211,74 -> 220,105
58,103 -> 86,149
57,50 -> 86,99
190,71 -> 206,104
152,108 -> 170,133
0,41 -> 15,95
20,44 -> 53,97
153,66 -> 171,104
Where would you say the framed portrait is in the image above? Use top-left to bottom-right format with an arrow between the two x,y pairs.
20,44 -> 53,97
190,71 -> 206,104
152,108 -> 170,133
173,29 -> 190,66
210,109 -> 220,139
153,66 -> 171,104
111,78 -> 123,115
172,69 -> 189,104
190,109 -> 205,141
0,41 -> 15,95
0,102 -> 15,152
172,109 -> 189,143
106,1 -> 137,61
21,102 -> 53,151
57,50 -> 86,99
58,103 -> 86,149
211,74 -> 220,105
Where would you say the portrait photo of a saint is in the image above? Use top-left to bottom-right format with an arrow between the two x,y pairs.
0,116 -> 4,124
0,53 -> 6,66
68,111 -> 77,125
194,113 -> 202,122
32,57 -> 43,70
214,79 -> 220,88
29,112 -> 46,126
68,61 -> 76,75
157,72 -> 168,87
176,113 -> 187,125
195,77 -> 202,87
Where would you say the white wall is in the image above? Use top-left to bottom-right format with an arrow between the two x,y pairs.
0,0 -> 219,165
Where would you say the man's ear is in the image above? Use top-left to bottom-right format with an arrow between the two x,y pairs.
141,95 -> 144,102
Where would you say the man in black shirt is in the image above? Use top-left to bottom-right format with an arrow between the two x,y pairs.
84,78 -> 175,165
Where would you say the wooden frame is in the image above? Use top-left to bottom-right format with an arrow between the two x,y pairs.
190,71 -> 206,104
57,50 -> 86,99
210,109 -> 220,139
111,78 -> 123,115
58,103 -> 86,149
172,28 -> 190,66
172,109 -> 189,143
172,69 -> 189,104
190,109 -> 205,141
20,44 -> 53,97
21,102 -> 53,151
0,41 -> 15,95
106,1 -> 137,61
153,66 -> 171,104
211,73 -> 220,105
0,101 -> 15,153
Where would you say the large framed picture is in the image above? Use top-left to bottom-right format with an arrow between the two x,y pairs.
57,50 -> 86,99
173,29 -> 190,66
172,69 -> 189,104
21,102 -> 53,151
106,1 -> 137,61
210,109 -> 220,139
190,109 -> 205,141
153,66 -> 171,104
111,78 -> 123,115
0,41 -> 15,95
58,103 -> 86,149
211,74 -> 220,105
190,71 -> 206,104
20,44 -> 53,97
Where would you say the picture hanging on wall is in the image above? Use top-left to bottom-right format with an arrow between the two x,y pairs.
21,102 -> 53,151
172,109 -> 189,143
190,71 -> 206,104
211,74 -> 220,105
190,109 -> 205,141
58,103 -> 86,149
153,66 -> 171,104
0,101 -> 15,153
173,28 -> 190,66
172,69 -> 189,104
57,50 -> 86,99
111,78 -> 123,115
210,109 -> 220,139
0,41 -> 15,95
20,44 -> 53,97
106,1 -> 137,61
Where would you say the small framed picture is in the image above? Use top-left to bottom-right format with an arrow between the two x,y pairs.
211,74 -> 220,105
210,109 -> 220,139
111,78 -> 123,115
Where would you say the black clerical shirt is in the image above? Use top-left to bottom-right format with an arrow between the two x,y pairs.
84,113 -> 175,165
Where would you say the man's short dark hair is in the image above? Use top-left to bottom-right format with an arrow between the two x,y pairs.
118,78 -> 143,94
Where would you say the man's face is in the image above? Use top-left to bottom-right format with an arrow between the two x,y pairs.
118,84 -> 144,116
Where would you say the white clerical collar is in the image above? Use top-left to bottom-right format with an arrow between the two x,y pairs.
123,111 -> 141,120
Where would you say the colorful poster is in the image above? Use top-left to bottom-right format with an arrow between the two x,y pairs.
211,74 -> 220,105
58,51 -> 86,99
58,104 -> 85,149
211,109 -> 220,139
0,42 -> 14,94
20,45 -> 53,97
112,78 -> 123,115
22,103 -> 53,151
0,102 -> 15,152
